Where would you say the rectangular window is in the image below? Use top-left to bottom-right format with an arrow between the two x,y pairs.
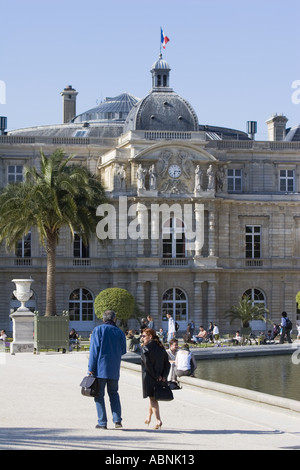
8,165 -> 23,183
162,218 -> 186,259
73,234 -> 89,258
245,225 -> 261,259
227,169 -> 242,191
280,169 -> 294,192
15,232 -> 31,257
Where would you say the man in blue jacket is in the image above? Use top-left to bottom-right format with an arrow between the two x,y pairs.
88,310 -> 126,429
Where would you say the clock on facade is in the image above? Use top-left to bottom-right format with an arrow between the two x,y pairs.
168,164 -> 182,178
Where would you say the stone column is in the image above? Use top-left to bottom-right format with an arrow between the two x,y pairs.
193,281 -> 203,327
207,281 -> 217,324
137,203 -> 147,256
136,281 -> 145,310
151,209 -> 159,257
150,281 -> 160,327
208,211 -> 216,257
194,204 -> 204,257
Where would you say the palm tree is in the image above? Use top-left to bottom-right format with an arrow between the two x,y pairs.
0,149 -> 107,316
224,295 -> 270,328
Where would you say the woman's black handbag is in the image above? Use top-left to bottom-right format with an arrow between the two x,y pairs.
80,375 -> 100,398
154,382 -> 174,402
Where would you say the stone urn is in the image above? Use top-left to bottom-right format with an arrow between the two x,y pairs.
12,278 -> 35,313
10,278 -> 35,354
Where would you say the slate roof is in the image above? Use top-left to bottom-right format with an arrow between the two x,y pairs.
72,92 -> 139,123
124,90 -> 199,133
199,124 -> 250,141
285,125 -> 300,142
8,122 -> 124,139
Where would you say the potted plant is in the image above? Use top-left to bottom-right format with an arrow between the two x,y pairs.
224,295 -> 270,334
33,311 -> 69,354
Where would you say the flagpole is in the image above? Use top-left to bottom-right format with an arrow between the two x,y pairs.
160,27 -> 162,55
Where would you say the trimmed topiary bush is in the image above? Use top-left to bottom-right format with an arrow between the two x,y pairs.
94,288 -> 135,323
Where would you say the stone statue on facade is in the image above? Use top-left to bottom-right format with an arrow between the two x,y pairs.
149,164 -> 157,190
216,166 -> 226,192
116,164 -> 126,191
207,165 -> 215,191
157,149 -> 172,179
136,164 -> 147,190
178,150 -> 193,179
194,165 -> 203,192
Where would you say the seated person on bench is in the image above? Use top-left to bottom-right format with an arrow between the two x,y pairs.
231,331 -> 242,345
174,344 -> 197,378
192,326 -> 207,344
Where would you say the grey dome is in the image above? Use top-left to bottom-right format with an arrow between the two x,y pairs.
124,55 -> 199,133
124,91 -> 199,133
72,92 -> 139,123
151,56 -> 171,71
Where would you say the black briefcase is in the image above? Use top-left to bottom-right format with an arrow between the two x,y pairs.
80,375 -> 100,397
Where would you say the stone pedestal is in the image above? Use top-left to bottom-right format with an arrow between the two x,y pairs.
10,311 -> 34,354
10,278 -> 35,354
194,190 -> 215,198
137,189 -> 158,197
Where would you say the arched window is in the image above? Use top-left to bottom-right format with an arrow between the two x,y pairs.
243,288 -> 267,330
163,218 -> 186,259
162,288 -> 188,325
69,288 -> 94,323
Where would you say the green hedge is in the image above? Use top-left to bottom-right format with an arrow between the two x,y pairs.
94,288 -> 135,322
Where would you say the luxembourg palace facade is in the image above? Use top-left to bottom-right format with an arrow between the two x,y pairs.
1,55 -> 300,335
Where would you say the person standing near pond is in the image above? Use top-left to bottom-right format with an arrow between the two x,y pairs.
190,320 -> 195,338
280,311 -> 292,344
167,313 -> 176,342
147,315 -> 155,329
88,310 -> 126,430
166,338 -> 179,384
141,328 -> 170,430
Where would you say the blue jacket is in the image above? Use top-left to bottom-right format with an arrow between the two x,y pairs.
88,321 -> 126,380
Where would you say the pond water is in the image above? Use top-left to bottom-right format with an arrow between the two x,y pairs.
195,355 -> 300,402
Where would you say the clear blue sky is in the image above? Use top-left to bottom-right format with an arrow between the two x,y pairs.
1,0 -> 299,140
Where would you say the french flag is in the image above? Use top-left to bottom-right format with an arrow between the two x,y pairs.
161,28 -> 170,49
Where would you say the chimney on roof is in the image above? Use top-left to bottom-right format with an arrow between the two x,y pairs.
60,85 -> 78,123
266,113 -> 288,141
0,116 -> 7,135
247,121 -> 257,140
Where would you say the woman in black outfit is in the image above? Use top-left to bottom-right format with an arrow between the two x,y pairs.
141,328 -> 170,430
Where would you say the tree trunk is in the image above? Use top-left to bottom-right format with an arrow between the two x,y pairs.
45,231 -> 57,317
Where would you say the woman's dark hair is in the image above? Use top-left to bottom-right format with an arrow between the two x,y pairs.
143,328 -> 164,348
